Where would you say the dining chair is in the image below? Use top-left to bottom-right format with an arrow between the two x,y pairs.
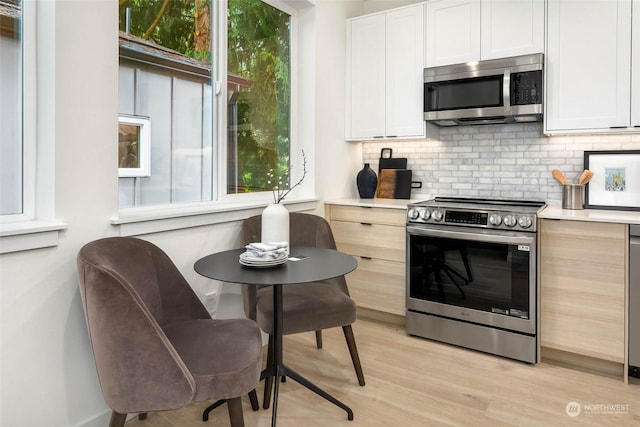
242,212 -> 366,408
77,237 -> 262,427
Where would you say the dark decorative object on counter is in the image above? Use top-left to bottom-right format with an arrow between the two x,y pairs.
357,163 -> 377,198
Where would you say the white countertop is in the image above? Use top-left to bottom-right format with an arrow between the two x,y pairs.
539,205 -> 640,225
326,198 -> 640,224
324,197 -> 427,210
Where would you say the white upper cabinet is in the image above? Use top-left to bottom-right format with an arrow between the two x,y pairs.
385,6 -> 425,137
346,14 -> 386,139
425,0 -> 480,67
346,4 -> 425,140
425,0 -> 543,67
545,0 -> 632,133
480,0 -> 544,60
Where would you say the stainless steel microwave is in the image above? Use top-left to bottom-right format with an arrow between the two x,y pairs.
424,53 -> 543,126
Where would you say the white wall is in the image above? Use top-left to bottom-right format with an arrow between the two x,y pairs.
363,0 -> 423,14
0,0 -> 365,426
313,0 -> 365,201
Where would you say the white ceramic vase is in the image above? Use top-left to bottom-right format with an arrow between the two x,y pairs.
261,203 -> 289,254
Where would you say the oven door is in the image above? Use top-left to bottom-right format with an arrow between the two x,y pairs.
406,225 -> 536,335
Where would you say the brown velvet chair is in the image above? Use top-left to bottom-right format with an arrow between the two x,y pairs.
77,237 -> 262,427
242,213 -> 365,408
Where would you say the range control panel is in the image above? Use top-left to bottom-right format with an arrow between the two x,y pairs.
407,207 -> 535,231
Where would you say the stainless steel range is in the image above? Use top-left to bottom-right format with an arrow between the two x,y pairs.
405,196 -> 546,363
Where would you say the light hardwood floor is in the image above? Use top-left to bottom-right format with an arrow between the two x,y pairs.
126,317 -> 640,426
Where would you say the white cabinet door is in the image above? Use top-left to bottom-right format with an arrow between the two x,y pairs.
425,0 -> 480,67
480,0 -> 544,60
346,14 -> 386,139
632,0 -> 640,127
385,5 -> 425,137
545,0 -> 632,132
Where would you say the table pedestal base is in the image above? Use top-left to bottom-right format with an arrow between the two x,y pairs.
263,284 -> 353,426
260,363 -> 354,426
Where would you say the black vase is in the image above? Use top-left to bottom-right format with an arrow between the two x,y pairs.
356,163 -> 378,198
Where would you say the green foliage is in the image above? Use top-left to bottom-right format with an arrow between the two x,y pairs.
119,0 -> 197,57
228,0 -> 291,194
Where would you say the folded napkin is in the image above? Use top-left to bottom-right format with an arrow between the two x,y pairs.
244,241 -> 288,259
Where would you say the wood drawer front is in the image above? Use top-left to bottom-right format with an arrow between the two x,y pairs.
541,259 -> 625,299
540,220 -> 626,267
540,311 -> 624,363
541,287 -> 624,324
347,258 -> 405,316
328,205 -> 406,226
332,220 -> 405,262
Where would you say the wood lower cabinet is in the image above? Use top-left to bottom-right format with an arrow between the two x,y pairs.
325,204 -> 406,316
540,219 -> 627,364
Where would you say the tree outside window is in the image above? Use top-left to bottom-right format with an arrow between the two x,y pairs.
227,0 -> 291,194
118,0 -> 291,206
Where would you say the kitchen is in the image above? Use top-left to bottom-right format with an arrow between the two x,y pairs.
2,0 -> 640,426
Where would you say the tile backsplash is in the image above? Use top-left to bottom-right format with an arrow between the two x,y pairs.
362,123 -> 640,205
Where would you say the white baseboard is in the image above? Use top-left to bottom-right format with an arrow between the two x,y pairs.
75,410 -> 136,427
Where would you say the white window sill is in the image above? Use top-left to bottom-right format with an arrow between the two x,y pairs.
0,220 -> 67,254
112,198 -> 319,236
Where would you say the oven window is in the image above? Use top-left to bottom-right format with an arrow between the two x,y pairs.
408,234 -> 530,318
424,75 -> 503,112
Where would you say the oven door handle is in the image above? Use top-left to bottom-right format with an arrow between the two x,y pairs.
407,225 -> 535,245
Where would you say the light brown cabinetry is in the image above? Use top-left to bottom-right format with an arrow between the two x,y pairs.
540,219 -> 627,363
325,204 -> 406,316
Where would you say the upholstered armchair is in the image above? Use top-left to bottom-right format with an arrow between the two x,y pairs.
242,213 -> 365,408
77,237 -> 262,427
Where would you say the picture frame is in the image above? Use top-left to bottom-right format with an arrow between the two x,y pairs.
584,150 -> 640,211
118,115 -> 151,177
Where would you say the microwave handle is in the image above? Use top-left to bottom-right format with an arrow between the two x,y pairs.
503,69 -> 511,114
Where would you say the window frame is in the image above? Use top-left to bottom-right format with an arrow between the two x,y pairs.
216,0 -> 300,205
112,0 -> 314,236
0,0 -> 66,254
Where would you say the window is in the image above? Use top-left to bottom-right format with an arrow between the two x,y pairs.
1,0 -> 23,216
117,0 -> 293,209
0,1 -> 64,253
227,0 -> 291,195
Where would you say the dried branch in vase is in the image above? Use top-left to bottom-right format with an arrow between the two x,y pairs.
267,150 -> 307,204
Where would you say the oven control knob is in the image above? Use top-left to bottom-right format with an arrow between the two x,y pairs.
420,209 -> 431,221
518,216 -> 533,229
432,209 -> 444,222
503,215 -> 517,227
407,208 -> 420,220
489,213 -> 502,226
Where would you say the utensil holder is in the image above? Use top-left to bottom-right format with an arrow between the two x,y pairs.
562,184 -> 584,210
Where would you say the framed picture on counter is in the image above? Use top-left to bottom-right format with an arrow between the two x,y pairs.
584,150 -> 640,211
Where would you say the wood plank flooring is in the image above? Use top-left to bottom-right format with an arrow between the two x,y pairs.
125,317 -> 640,426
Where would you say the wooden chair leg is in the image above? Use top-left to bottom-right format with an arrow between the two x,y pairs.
315,330 -> 323,349
249,389 -> 259,411
263,335 -> 274,409
108,411 -> 127,427
342,325 -> 365,386
227,397 -> 245,427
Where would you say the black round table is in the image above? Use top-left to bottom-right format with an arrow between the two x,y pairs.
194,246 -> 358,426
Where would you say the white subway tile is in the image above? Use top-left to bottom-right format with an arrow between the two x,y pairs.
361,123 -> 640,200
